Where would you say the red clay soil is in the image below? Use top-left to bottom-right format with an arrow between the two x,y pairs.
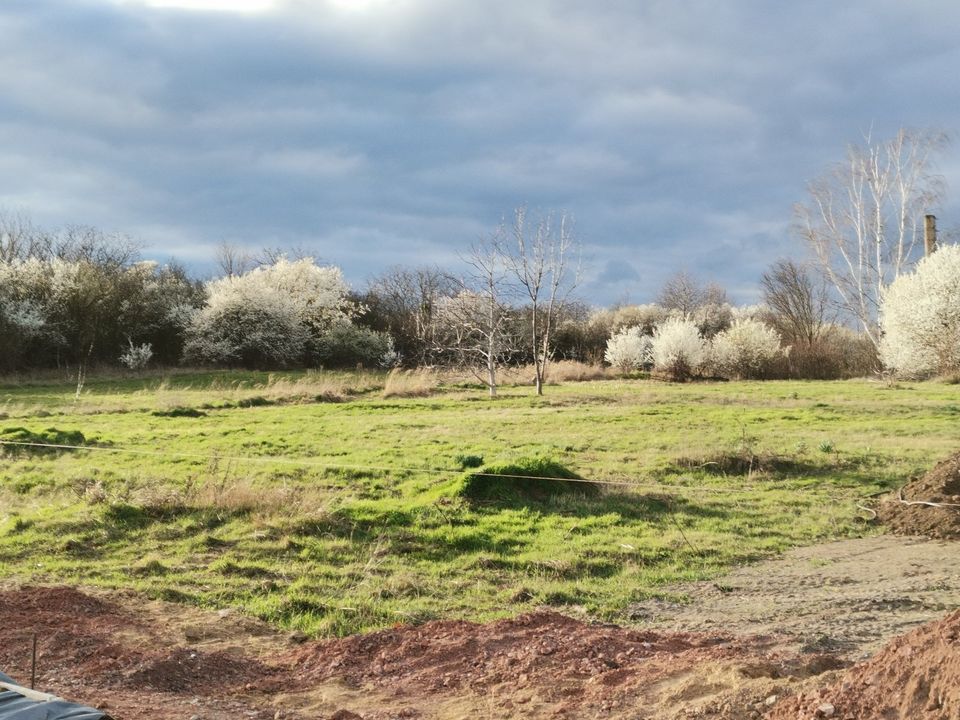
1,585 -> 846,720
9,584 -> 960,720
0,585 -> 279,720
878,452 -> 960,539
767,609 -> 960,720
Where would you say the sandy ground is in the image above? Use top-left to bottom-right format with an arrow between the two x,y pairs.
631,535 -> 960,658
2,535 -> 959,720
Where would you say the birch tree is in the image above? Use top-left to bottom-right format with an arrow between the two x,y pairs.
795,128 -> 949,347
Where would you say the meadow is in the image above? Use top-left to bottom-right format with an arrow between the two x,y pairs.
1,368 -> 957,636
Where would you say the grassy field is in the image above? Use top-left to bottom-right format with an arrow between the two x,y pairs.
1,369 -> 957,636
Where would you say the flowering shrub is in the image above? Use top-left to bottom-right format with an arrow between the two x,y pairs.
709,319 -> 783,379
183,279 -> 309,367
604,326 -> 652,372
651,318 -> 705,381
880,244 -> 960,378
182,258 -> 360,368
119,340 -> 153,369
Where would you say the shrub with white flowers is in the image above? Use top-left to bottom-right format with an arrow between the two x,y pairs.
880,244 -> 960,378
119,340 -> 153,370
183,258 -> 360,368
183,278 -> 309,367
604,326 -> 653,372
651,318 -> 705,381
710,318 -> 783,379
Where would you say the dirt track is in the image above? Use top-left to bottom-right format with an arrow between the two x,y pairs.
631,535 -> 960,658
2,535 -> 959,720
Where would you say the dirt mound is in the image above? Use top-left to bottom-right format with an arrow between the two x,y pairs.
878,452 -> 960,539
767,609 -> 960,720
123,647 -> 271,692
0,585 -> 115,616
285,610 -> 842,718
289,610 -> 732,690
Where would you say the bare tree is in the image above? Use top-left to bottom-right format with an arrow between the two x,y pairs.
365,265 -> 458,366
500,207 -> 580,395
0,211 -> 50,262
760,259 -> 830,347
214,240 -> 253,278
254,244 -> 314,267
795,127 -> 949,346
657,271 -> 728,314
438,235 -> 516,397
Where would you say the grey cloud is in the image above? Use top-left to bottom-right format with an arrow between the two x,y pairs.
0,0 -> 958,304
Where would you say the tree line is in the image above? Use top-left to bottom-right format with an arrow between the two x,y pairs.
0,128 -> 956,386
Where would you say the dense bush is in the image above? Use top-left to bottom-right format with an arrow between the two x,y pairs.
314,322 -> 397,368
182,258 -> 358,368
0,256 -> 201,372
651,318 -> 705,381
182,281 -> 309,368
709,319 -> 783,379
881,245 -> 960,378
604,326 -> 652,372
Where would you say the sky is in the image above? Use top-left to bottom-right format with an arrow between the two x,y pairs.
1,0 -> 958,305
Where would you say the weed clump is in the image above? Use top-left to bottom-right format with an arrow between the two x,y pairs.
455,453 -> 484,469
459,457 -> 599,502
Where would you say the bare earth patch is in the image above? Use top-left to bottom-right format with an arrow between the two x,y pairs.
2,535 -> 959,719
629,535 -> 960,658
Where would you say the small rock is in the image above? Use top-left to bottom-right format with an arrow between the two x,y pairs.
816,702 -> 835,717
765,694 -> 778,706
328,711 -> 363,720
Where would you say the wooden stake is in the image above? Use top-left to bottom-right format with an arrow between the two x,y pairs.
924,214 -> 937,256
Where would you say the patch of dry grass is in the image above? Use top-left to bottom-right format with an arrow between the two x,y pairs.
382,369 -> 441,398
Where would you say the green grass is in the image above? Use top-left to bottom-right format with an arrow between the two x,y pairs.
0,370 -> 957,636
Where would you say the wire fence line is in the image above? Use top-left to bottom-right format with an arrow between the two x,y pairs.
0,438 -> 883,506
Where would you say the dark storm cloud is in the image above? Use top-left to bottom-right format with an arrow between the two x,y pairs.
1,0 -> 958,302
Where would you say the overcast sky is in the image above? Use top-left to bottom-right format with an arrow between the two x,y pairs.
1,0 -> 958,304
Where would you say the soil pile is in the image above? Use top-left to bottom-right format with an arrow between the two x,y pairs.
878,452 -> 960,539
288,610 -> 735,690
767,609 -> 960,720
286,610 -> 843,719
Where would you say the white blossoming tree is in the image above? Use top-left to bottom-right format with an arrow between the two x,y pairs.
880,244 -> 960,378
604,326 -> 653,372
710,318 -> 783,379
651,318 -> 705,381
183,258 -> 358,368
